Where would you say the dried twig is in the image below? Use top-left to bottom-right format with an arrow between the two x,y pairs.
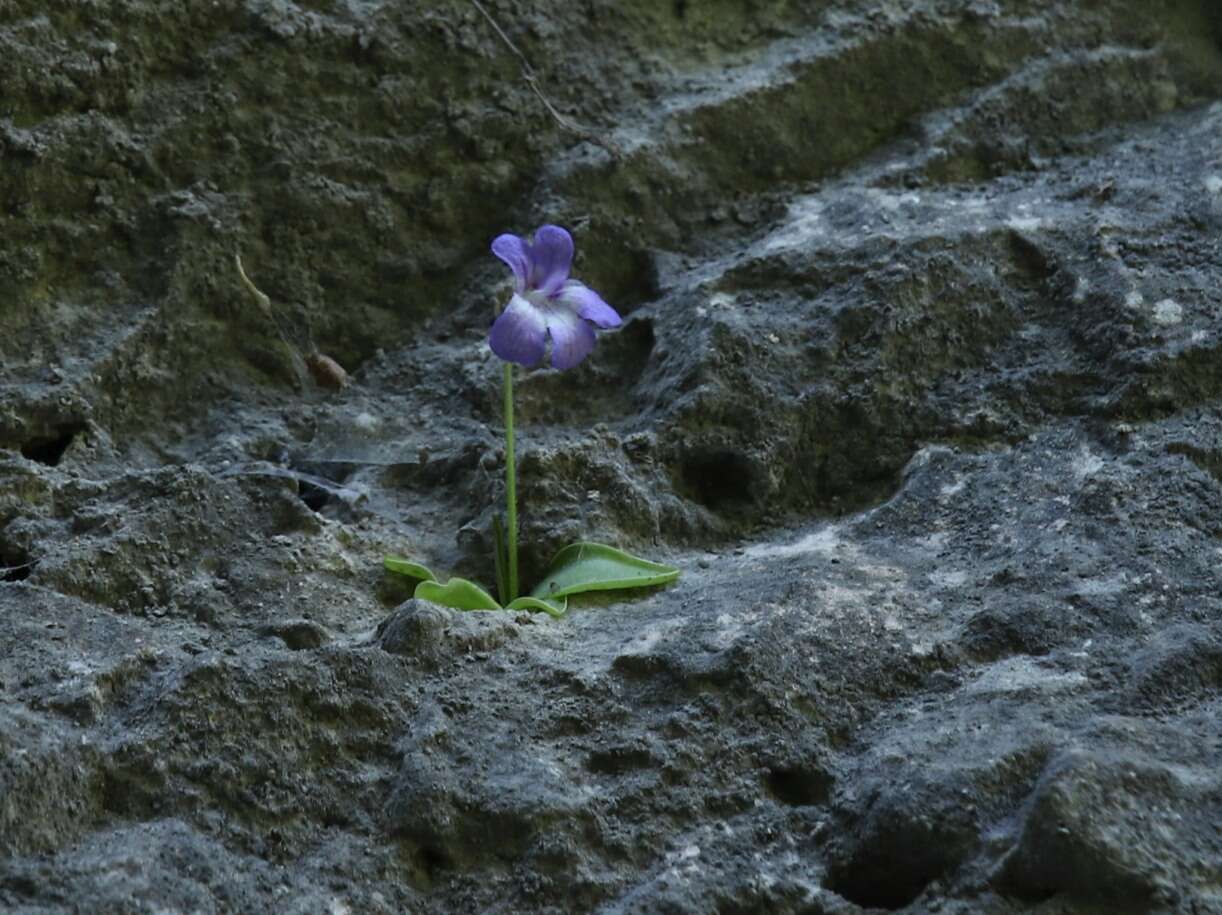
234,254 -> 349,390
234,253 -> 272,316
468,0 -> 623,158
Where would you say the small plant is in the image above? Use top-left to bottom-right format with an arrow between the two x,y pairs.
385,225 -> 679,617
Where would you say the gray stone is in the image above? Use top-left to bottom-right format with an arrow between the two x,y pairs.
2,1 -> 1221,912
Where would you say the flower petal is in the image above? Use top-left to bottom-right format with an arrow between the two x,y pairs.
556,280 -> 621,328
528,225 -> 574,296
491,234 -> 530,292
546,309 -> 596,370
489,294 -> 547,365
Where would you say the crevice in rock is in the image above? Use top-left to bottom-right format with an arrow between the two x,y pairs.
2,562 -> 33,583
20,421 -> 86,467
606,317 -> 656,380
287,459 -> 357,514
1167,442 -> 1222,485
1,559 -> 33,582
417,845 -> 451,881
825,857 -> 941,911
295,477 -> 332,512
676,447 -> 758,512
1005,230 -> 1055,286
0,874 -> 38,899
586,745 -> 654,776
764,765 -> 832,807
1107,342 -> 1222,422
0,535 -> 35,583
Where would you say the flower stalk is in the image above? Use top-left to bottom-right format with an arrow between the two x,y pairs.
503,360 -> 519,601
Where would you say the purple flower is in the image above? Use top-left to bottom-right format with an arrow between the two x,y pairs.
489,225 -> 622,370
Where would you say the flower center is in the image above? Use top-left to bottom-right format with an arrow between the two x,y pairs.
523,288 -> 556,311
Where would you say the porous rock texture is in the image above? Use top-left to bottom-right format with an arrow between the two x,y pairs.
2,1 -> 1221,912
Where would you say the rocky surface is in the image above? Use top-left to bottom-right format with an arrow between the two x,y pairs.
2,1 -> 1221,912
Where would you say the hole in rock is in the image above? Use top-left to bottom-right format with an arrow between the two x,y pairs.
0,539 -> 34,583
764,766 -> 832,807
21,422 -> 86,467
614,317 -> 655,362
417,845 -> 451,879
679,448 -> 758,511
826,858 -> 939,911
286,459 -> 358,514
2,563 -> 32,583
1005,230 -> 1055,285
2,559 -> 32,582
0,874 -> 38,898
296,478 -> 331,512
826,832 -> 960,911
586,746 -> 654,776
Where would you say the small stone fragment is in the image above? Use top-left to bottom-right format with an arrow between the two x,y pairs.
306,352 -> 350,389
257,618 -> 332,650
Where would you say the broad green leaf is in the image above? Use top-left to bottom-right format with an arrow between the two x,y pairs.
383,556 -> 438,582
414,577 -> 502,611
530,542 -> 680,601
507,595 -> 568,619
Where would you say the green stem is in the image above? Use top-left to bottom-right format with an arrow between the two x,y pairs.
492,514 -> 508,607
503,361 -> 519,601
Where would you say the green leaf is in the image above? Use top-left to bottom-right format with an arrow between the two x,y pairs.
506,595 -> 568,619
384,556 -> 438,582
530,542 -> 680,601
414,577 -> 503,611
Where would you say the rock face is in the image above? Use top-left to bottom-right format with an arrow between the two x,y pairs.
2,1 -> 1221,912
